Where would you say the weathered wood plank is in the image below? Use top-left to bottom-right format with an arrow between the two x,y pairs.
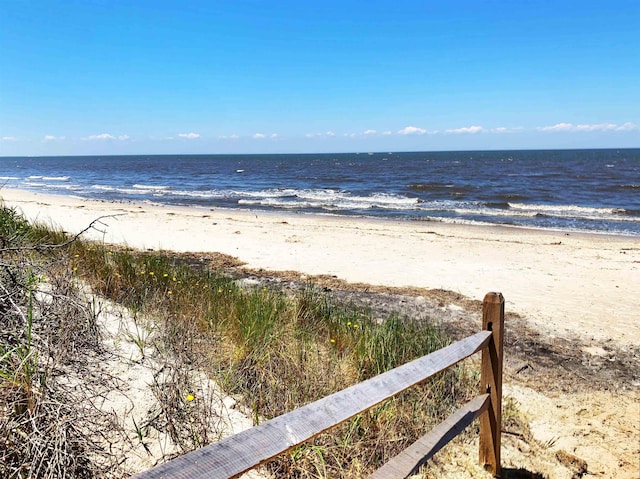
479,292 -> 505,477
368,393 -> 490,479
132,330 -> 492,479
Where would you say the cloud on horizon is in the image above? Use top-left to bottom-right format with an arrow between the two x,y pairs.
537,122 -> 639,132
306,131 -> 337,138
178,132 -> 200,139
86,133 -> 116,140
397,126 -> 428,135
84,133 -> 131,141
445,125 -> 484,134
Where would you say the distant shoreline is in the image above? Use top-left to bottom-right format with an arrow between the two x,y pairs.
3,185 -> 639,239
2,150 -> 639,236
2,187 -> 637,243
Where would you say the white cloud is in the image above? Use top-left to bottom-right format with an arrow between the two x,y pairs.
537,122 -> 639,132
87,133 -> 116,140
363,129 -> 377,135
85,133 -> 130,141
178,132 -> 200,139
445,125 -> 484,134
539,122 -> 572,132
270,133 -> 279,139
397,126 -> 427,135
43,135 -> 67,142
575,123 -> 617,132
488,127 -> 523,133
616,122 -> 639,131
219,134 -> 240,140
1,136 -> 18,141
253,133 -> 267,139
306,131 -> 337,138
381,130 -> 392,136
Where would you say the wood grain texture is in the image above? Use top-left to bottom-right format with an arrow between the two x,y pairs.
132,330 -> 492,479
478,292 -> 505,477
368,394 -> 490,479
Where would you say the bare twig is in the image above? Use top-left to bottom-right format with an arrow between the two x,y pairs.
0,214 -> 126,253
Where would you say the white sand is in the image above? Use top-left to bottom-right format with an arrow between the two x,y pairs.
90,296 -> 269,478
3,188 -> 639,346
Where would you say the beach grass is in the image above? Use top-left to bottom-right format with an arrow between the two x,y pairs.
1,203 -> 478,478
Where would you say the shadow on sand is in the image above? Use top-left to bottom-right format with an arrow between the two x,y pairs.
502,467 -> 548,479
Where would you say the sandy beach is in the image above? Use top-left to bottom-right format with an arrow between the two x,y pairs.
3,188 -> 639,346
2,188 -> 639,477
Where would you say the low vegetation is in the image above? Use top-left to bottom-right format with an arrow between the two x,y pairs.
0,203 -> 477,478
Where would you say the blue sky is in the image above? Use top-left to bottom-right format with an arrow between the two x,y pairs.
1,0 -> 638,156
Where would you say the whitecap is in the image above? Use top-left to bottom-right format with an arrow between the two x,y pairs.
41,176 -> 70,181
133,184 -> 171,190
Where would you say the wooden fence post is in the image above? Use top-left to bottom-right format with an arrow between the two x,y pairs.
479,292 -> 505,477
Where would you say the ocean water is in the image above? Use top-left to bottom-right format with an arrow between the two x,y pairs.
0,149 -> 639,236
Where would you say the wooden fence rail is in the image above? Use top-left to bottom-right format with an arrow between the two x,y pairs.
133,292 -> 505,479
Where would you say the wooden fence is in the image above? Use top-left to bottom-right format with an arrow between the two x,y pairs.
133,292 -> 505,479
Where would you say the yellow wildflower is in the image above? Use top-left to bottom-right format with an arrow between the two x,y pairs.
186,394 -> 195,401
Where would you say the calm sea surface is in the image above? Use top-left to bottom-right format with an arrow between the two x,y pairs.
1,149 -> 639,236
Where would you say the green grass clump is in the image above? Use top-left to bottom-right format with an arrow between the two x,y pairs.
69,238 -> 475,477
